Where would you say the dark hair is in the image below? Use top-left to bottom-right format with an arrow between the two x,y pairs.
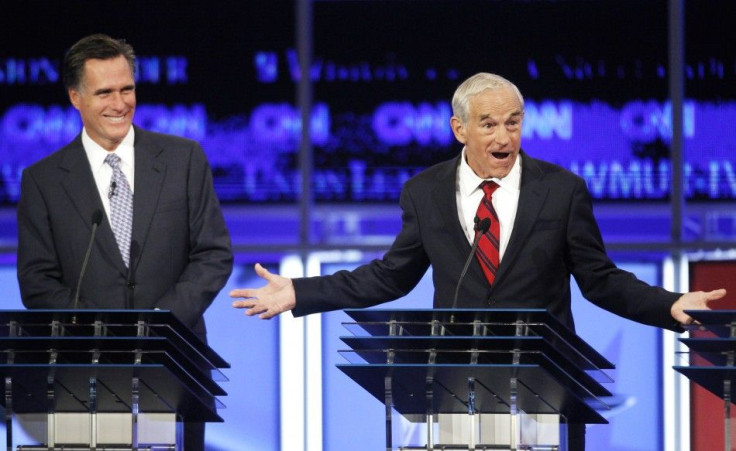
62,34 -> 136,91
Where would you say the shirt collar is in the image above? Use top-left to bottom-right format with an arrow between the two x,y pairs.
458,147 -> 522,197
81,126 -> 136,170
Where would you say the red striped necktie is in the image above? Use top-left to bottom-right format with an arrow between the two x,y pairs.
474,181 -> 500,286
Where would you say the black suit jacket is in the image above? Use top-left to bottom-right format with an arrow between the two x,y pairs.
17,126 -> 233,339
293,151 -> 680,332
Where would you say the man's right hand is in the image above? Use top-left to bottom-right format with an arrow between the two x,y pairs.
230,263 -> 296,319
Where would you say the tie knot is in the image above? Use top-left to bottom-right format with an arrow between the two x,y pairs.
481,181 -> 499,198
105,153 -> 121,169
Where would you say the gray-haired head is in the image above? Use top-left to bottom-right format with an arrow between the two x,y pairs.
451,73 -> 525,124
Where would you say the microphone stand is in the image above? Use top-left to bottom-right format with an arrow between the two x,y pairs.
451,217 -> 491,323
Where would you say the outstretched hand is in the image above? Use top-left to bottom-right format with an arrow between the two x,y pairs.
671,288 -> 728,325
230,263 -> 296,319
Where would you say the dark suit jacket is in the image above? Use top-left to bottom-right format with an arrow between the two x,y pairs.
17,126 -> 233,340
293,151 -> 680,332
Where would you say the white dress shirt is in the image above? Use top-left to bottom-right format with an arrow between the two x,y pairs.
456,148 -> 521,261
82,127 -> 136,219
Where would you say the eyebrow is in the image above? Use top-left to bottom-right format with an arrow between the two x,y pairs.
478,110 -> 523,121
93,84 -> 135,95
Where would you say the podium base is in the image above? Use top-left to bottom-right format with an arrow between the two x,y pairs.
17,447 -> 175,451
16,413 -> 178,449
397,447 -> 559,451
393,413 -> 563,451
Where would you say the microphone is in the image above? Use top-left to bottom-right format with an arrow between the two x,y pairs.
108,181 -> 117,199
72,210 -> 103,322
451,216 -> 491,318
125,240 -> 140,309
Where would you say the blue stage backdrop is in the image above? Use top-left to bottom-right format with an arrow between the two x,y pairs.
1,1 -> 734,449
1,1 -> 735,205
0,258 -> 663,450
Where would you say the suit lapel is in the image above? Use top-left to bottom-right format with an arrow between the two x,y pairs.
492,152 -> 549,288
431,156 -> 472,257
59,137 -> 128,275
131,128 -> 166,265
431,155 -> 493,294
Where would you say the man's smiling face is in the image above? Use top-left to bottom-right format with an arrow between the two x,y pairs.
68,55 -> 136,151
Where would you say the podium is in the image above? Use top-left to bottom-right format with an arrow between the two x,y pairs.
337,309 -> 614,451
674,310 -> 736,451
0,310 -> 229,451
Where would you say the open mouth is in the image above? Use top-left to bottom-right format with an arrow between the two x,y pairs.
492,152 -> 510,159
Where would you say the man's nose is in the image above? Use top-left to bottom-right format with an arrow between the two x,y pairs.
109,92 -> 126,109
495,126 -> 510,145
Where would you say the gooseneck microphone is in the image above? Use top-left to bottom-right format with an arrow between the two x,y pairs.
125,240 -> 140,309
72,210 -> 103,322
451,216 -> 491,318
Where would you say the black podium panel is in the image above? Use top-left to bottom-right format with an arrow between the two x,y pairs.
674,366 -> 736,403
673,310 -> 736,450
0,310 -> 229,369
0,364 -> 220,422
675,310 -> 736,399
340,335 -> 611,398
678,337 -> 736,367
338,308 -> 614,433
0,310 -> 229,423
339,363 -> 608,424
0,336 -> 226,396
343,308 -> 614,371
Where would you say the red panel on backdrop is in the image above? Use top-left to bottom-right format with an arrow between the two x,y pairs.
689,260 -> 736,451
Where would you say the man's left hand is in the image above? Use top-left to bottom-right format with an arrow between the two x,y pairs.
671,288 -> 728,325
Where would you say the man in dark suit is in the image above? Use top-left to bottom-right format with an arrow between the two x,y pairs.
17,34 -> 233,451
230,72 -> 726,449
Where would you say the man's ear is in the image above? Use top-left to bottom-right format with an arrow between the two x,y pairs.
68,88 -> 81,111
450,116 -> 466,144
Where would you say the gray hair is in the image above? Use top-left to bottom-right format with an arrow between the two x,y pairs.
62,34 -> 136,91
451,73 -> 525,124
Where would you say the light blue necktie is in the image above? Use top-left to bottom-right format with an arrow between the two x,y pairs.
105,153 -> 134,267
